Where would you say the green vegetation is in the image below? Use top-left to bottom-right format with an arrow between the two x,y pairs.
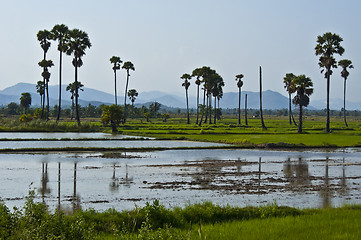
1,193 -> 360,239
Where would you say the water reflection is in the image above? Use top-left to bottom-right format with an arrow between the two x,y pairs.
39,162 -> 51,203
1,149 -> 359,212
283,157 -> 310,188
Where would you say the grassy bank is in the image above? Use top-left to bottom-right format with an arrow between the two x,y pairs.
1,116 -> 361,148
1,194 -> 360,239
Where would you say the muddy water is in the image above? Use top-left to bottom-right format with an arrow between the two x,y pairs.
0,149 -> 361,211
0,148 -> 360,212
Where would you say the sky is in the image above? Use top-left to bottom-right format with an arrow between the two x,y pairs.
1,0 -> 361,102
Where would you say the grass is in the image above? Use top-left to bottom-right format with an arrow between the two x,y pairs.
1,116 -> 361,148
2,193 -> 360,239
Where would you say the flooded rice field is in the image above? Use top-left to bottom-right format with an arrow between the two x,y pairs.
1,146 -> 361,212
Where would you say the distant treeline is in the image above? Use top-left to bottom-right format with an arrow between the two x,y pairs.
1,102 -> 361,118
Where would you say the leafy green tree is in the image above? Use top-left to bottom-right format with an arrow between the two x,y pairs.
315,32 -> 344,132
20,92 -> 32,113
127,89 -> 138,106
149,102 -> 161,118
6,102 -> 19,115
181,73 -> 191,124
66,81 -> 84,120
110,56 -> 122,105
292,75 -> 313,134
37,29 -> 52,119
283,73 -> 296,125
235,74 -> 244,125
65,28 -> 91,125
122,61 -> 135,123
38,59 -> 54,119
50,24 -> 69,121
162,113 -> 170,122
338,59 -> 353,127
101,104 -> 124,133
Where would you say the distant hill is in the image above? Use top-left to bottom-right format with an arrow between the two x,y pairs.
1,82 -> 360,110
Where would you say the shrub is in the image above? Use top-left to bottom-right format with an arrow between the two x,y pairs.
19,114 -> 33,123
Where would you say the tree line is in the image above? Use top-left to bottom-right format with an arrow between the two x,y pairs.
181,32 -> 354,133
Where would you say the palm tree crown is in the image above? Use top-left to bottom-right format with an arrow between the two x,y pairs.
338,59 -> 353,79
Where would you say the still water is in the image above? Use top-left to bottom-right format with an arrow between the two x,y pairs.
1,148 -> 360,212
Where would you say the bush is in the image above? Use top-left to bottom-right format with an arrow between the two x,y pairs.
19,114 -> 33,123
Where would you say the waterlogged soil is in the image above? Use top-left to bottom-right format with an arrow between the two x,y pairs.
0,148 -> 361,212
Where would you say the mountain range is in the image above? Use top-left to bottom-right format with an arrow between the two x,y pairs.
1,82 -> 360,110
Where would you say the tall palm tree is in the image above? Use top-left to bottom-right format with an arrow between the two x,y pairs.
50,24 -> 69,121
292,75 -> 313,134
235,74 -> 244,125
66,81 -> 84,120
315,32 -> 344,132
338,59 -> 353,127
36,80 -> 45,107
127,89 -> 138,106
38,59 -> 54,119
192,68 -> 202,125
110,56 -> 122,105
37,29 -> 52,119
259,66 -> 266,129
212,73 -> 224,124
65,29 -> 91,125
122,61 -> 135,123
181,73 -> 192,124
283,73 -> 296,125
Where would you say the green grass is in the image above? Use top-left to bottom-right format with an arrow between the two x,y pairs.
1,116 -> 361,148
2,193 -> 361,240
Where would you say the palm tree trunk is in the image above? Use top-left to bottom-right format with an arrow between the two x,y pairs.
259,66 -> 266,129
75,63 -> 80,126
186,88 -> 190,124
123,71 -> 130,123
238,87 -> 241,125
326,70 -> 330,133
199,88 -> 206,126
196,85 -> 199,125
214,96 -> 217,124
343,77 -> 348,127
114,70 -> 117,105
208,93 -> 212,124
56,51 -> 63,122
46,80 -> 49,120
245,94 -> 248,125
288,93 -> 292,125
298,105 -> 303,134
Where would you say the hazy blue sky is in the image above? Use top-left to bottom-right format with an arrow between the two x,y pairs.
1,0 -> 360,102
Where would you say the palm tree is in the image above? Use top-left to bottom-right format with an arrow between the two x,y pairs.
235,74 -> 244,125
50,24 -> 69,121
315,32 -> 344,132
37,29 -> 52,119
192,68 -> 202,124
36,80 -> 45,107
283,73 -> 296,125
66,82 -> 84,120
122,61 -> 135,123
65,29 -> 91,125
20,92 -> 32,113
127,89 -> 138,106
181,73 -> 192,124
38,59 -> 54,119
292,75 -> 313,134
259,66 -> 266,129
338,59 -> 353,127
110,56 -> 122,105
212,73 -> 224,124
